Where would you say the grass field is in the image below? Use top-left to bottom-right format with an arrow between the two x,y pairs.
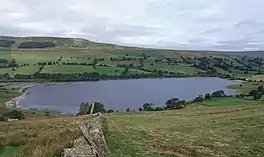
0,88 -> 20,108
40,65 -> 148,75
0,96 -> 264,157
249,74 -> 264,81
199,97 -> 260,107
228,81 -> 264,94
106,101 -> 264,157
0,116 -> 88,157
0,66 -> 40,75
0,37 -> 252,79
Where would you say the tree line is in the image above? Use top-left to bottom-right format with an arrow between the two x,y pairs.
76,90 -> 228,115
11,72 -> 170,82
18,42 -> 55,49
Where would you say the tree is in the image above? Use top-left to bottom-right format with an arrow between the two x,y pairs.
8,59 -> 17,67
122,67 -> 129,75
154,107 -> 163,111
212,90 -> 226,98
107,109 -> 114,113
3,110 -> 25,120
257,86 -> 264,92
249,90 -> 258,97
78,102 -> 106,115
126,108 -> 130,112
165,98 -> 179,110
253,92 -> 262,100
45,112 -> 50,116
139,59 -> 144,68
157,70 -> 163,76
92,59 -> 98,69
138,108 -> 143,111
165,98 -> 185,110
143,103 -> 154,111
194,95 -> 204,103
142,53 -> 147,60
204,93 -> 211,100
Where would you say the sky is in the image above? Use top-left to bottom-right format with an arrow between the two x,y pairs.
0,0 -> 264,51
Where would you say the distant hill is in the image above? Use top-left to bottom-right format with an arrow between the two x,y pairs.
0,35 -> 263,57
0,35 -> 143,50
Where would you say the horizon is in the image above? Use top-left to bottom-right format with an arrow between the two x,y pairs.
1,0 -> 264,51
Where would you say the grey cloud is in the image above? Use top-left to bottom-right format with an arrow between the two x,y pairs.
0,0 -> 264,51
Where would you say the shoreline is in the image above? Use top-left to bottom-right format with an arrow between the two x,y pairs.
4,84 -> 36,109
3,82 -> 72,109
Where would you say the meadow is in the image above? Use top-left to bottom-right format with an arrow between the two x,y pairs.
0,96 -> 263,157
106,99 -> 264,157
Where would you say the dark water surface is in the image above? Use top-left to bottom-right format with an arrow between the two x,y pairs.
18,77 -> 240,114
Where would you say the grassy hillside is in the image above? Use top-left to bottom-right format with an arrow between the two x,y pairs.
1,97 -> 264,157
106,100 -> 264,157
0,115 -> 88,157
0,35 -> 263,82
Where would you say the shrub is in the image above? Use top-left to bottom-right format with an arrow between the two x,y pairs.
78,102 -> 106,115
253,92 -> 262,100
45,112 -> 50,116
0,114 -> 8,121
3,110 -> 25,120
204,93 -> 211,100
107,109 -> 114,113
212,90 -> 226,98
194,95 -> 205,103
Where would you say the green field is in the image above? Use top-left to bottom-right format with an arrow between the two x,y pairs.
0,88 -> 20,108
40,65 -> 148,75
106,99 -> 264,157
0,35 -> 262,80
228,81 -> 264,94
0,66 -> 40,75
199,97 -> 260,107
249,74 -> 264,81
0,146 -> 20,157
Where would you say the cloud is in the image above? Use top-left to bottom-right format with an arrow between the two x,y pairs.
0,0 -> 264,51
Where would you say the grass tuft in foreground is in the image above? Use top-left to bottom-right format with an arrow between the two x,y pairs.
0,116 -> 88,157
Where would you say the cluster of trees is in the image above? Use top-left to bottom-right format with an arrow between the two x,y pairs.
12,72 -> 164,82
0,40 -> 15,47
75,90 -> 230,116
0,109 -> 25,121
18,42 -> 55,48
77,102 -> 107,115
193,90 -> 227,103
247,86 -> 264,100
137,90 -> 227,112
0,59 -> 18,69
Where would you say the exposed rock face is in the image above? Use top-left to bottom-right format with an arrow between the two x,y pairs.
62,113 -> 108,157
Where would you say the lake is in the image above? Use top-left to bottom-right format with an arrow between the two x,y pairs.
18,77 -> 240,114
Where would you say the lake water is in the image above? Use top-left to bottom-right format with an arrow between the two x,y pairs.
18,77 -> 240,114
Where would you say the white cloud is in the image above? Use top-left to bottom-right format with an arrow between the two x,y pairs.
0,0 -> 263,51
